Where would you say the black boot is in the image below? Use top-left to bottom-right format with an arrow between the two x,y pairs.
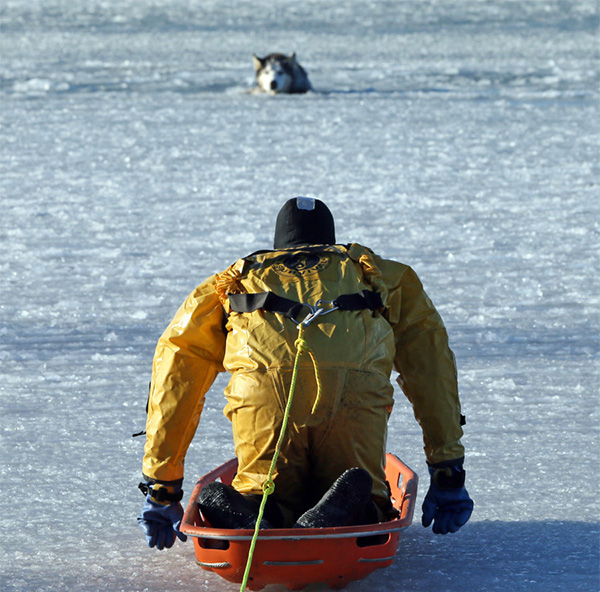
293,468 -> 375,528
197,482 -> 273,530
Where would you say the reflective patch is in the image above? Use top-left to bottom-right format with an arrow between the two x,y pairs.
272,252 -> 331,277
296,197 -> 315,210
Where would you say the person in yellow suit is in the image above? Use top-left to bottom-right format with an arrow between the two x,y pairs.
137,198 -> 473,549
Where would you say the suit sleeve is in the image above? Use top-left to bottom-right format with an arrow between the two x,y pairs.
382,262 -> 465,465
142,274 -> 227,484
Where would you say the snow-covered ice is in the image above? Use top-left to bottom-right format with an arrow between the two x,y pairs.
1,1 -> 598,591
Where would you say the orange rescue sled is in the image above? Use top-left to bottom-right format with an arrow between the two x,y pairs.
180,453 -> 418,590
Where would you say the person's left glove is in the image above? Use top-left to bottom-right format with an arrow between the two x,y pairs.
137,482 -> 188,550
421,462 -> 474,535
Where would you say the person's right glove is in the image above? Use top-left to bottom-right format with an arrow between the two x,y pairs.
137,482 -> 188,550
421,463 -> 474,535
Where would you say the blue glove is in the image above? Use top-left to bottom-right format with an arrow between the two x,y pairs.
137,483 -> 188,550
421,463 -> 473,535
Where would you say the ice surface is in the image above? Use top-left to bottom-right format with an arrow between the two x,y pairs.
1,1 -> 598,591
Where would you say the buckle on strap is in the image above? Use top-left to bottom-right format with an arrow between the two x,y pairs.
296,300 -> 339,327
138,482 -> 184,503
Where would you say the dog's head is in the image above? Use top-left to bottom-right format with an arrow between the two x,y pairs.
252,53 -> 297,94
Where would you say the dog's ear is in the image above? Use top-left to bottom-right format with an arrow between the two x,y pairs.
289,52 -> 297,65
252,54 -> 264,72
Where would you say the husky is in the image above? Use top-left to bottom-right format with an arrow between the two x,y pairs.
252,53 -> 312,94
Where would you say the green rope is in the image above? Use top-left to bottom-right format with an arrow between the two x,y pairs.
239,323 -> 321,591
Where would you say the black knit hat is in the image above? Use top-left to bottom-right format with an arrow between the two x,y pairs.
273,198 -> 336,249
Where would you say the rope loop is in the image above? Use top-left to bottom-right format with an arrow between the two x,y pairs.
262,479 -> 275,495
294,335 -> 307,351
293,327 -> 322,414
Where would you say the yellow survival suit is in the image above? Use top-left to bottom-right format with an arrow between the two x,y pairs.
142,243 -> 464,525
